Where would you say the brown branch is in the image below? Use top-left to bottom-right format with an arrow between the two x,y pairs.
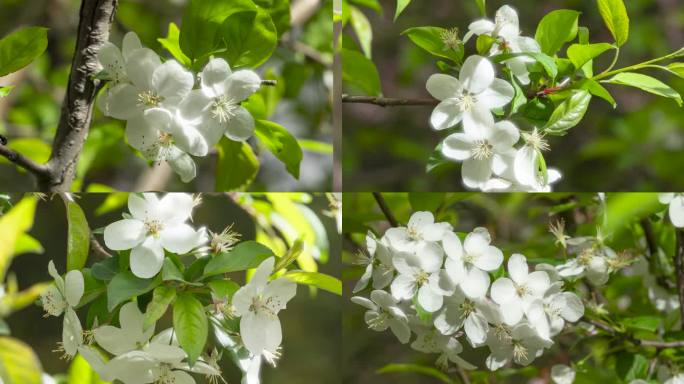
38,0 -> 119,192
641,219 -> 676,290
675,229 -> 684,328
261,80 -> 277,86
0,143 -> 51,179
90,234 -> 112,259
372,192 -> 399,227
342,95 -> 439,107
583,317 -> 684,348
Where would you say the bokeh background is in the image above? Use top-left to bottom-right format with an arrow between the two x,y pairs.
0,0 -> 333,192
5,193 -> 341,384
342,0 -> 684,191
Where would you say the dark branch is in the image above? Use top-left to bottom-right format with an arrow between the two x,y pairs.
261,80 -> 277,86
0,143 -> 51,179
373,192 -> 399,227
90,233 -> 112,259
640,219 -> 676,289
675,229 -> 684,328
342,95 -> 438,107
583,317 -> 684,348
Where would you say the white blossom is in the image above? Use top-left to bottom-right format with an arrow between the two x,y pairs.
384,211 -> 452,253
41,260 -> 84,360
485,323 -> 548,370
551,364 -> 576,384
433,287 -> 490,346
390,244 -> 453,312
443,229 -> 503,299
490,254 -> 550,325
660,193 -> 684,228
93,301 -> 155,355
353,232 -> 395,293
351,290 -> 410,343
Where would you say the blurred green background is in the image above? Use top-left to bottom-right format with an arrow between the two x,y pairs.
5,193 -> 341,383
342,0 -> 684,191
0,0 -> 333,192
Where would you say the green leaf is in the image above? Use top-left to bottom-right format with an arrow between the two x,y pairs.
254,120 -> 303,179
605,193 -> 660,235
0,86 -> 14,98
350,6 -> 372,58
616,352 -> 648,381
253,0 -> 291,36
91,256 -> 118,281
567,43 -> 613,69
207,280 -> 240,300
162,258 -> 186,283
409,193 -> 445,212
492,52 -> 558,79
604,72 -> 683,106
107,271 -> 161,311
543,90 -> 591,135
173,292 -> 208,365
0,197 -> 37,282
219,8 -> 278,68
65,200 -> 90,271
394,0 -> 411,21
158,23 -> 192,67
342,48 -> 381,96
0,27 -> 48,76
597,0 -> 629,47
667,63 -> 684,78
203,241 -> 274,277
298,139 -> 333,154
476,34 -> 496,55
401,27 -> 463,63
67,352 -> 107,384
0,336 -> 42,384
621,316 -> 661,333
475,0 -> 486,16
534,10 -> 580,56
13,234 -> 43,256
283,271 -> 341,295
349,0 -> 381,13
179,0 -> 256,62
144,286 -> 177,330
215,138 -> 260,192
578,78 -> 616,107
377,364 -> 454,384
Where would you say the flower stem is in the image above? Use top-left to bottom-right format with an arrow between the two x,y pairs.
592,47 -> 684,81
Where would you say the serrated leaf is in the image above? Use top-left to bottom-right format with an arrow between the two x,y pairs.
144,286 -> 176,330
597,0 -> 629,47
604,72 -> 682,106
203,241 -> 274,277
173,292 -> 208,365
567,43 -> 613,69
283,271 -> 341,295
534,10 -> 580,56
543,90 -> 591,135
254,120 -> 302,179
0,27 -> 48,76
65,200 -> 90,271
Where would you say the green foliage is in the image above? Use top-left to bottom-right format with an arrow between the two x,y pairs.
616,352 -> 648,381
408,192 -> 445,212
0,27 -> 48,76
534,10 -> 580,56
67,353 -> 108,384
0,139 -> 51,168
567,43 -> 614,70
597,0 -> 630,47
0,197 -> 37,282
219,8 -> 278,68
604,72 -> 683,106
394,0 -> 411,21
283,271 -> 342,295
342,47 -> 381,96
65,200 -> 90,272
0,336 -> 42,384
543,90 -> 592,135
173,292 -> 208,365
107,271 -> 161,310
0,86 -> 13,98
350,6 -> 373,58
254,119 -> 303,179
158,23 -> 192,67
604,193 -> 660,235
203,241 -> 275,277
621,315 -> 661,333
215,138 -> 260,192
144,286 -> 176,330
577,78 -> 616,107
402,27 -> 464,63
492,52 -> 558,79
475,0 -> 486,17
377,363 -> 454,384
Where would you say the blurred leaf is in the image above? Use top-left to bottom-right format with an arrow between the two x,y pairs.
0,336 -> 42,384
476,34 -> 495,55
65,200 -> 90,271
349,0 -> 382,13
144,286 -> 176,330
107,271 -> 161,311
621,316 -> 661,333
377,363 -> 454,384
158,23 -> 192,67
207,280 -> 240,300
13,234 -> 43,255
1,282 -> 48,316
402,27 -> 464,63
298,139 -> 333,154
91,257 -> 118,281
394,0 -> 411,21
350,6 -> 372,58
0,86 -> 14,98
0,197 -> 37,282
604,72 -> 682,106
267,194 -> 320,271
0,26 -> 48,76
543,90 -> 591,135
67,352 -> 108,384
253,0 -> 291,36
274,239 -> 304,271
215,139 -> 259,192
342,48 -> 381,96
255,119 -> 303,179
409,193 -> 445,212
283,271 -> 341,295
605,193 -> 660,235
667,63 -> 684,78
203,241 -> 274,277
597,0 -> 629,47
475,0 -> 486,16
534,10 -> 580,56
173,292 -> 208,365
0,138 -> 51,167
616,352 -> 648,381
218,8 -> 277,68
567,43 -> 613,69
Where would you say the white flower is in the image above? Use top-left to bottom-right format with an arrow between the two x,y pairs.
443,229 -> 503,299
41,260 -> 84,359
232,257 -> 297,357
490,254 -> 550,325
433,287 -> 490,346
660,193 -> 684,228
441,120 -> 519,189
351,290 -> 410,343
556,240 -> 613,286
180,58 -> 261,144
551,364 -> 576,384
93,301 -> 155,355
104,193 -> 205,278
101,51 -> 194,121
485,323 -> 547,370
411,328 -> 476,370
390,243 -> 454,312
465,5 -> 542,85
526,283 -> 584,341
384,211 -> 452,253
426,55 -> 513,133
353,233 -> 395,293
97,31 -> 142,85
106,341 -> 197,384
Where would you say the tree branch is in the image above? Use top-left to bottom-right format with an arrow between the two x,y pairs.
39,0 -> 118,192
675,229 -> 684,328
373,192 -> 399,227
261,80 -> 277,86
641,218 -> 676,289
583,317 -> 684,348
90,233 -> 112,259
342,95 -> 438,107
0,143 -> 51,179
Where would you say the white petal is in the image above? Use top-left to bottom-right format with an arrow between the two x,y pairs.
179,89 -> 212,121
426,74 -> 462,100
201,58 -> 232,97
169,371 -> 195,384
372,265 -> 394,289
351,296 -> 376,311
467,19 -> 496,36
514,145 -> 538,187
490,120 -> 520,150
507,253 -> 529,283
464,312 -> 488,345
442,133 -> 474,161
388,319 -> 411,344
167,148 -> 197,183
462,158 -> 493,189
445,257 -> 466,284
153,110 -> 209,157
460,55 -> 495,94
526,271 -> 550,297
125,115 -> 158,152
157,193 -> 194,224
250,257 -> 276,288
551,364 -> 576,384
64,270 -> 84,307
125,48 -> 162,90
408,211 -> 434,228
490,277 -> 515,305
97,42 -> 125,79
160,224 -> 201,255
659,193 -> 675,204
353,265 -> 372,293
47,260 -> 65,294
240,312 -> 282,355
670,196 -> 684,228
103,219 -> 146,250
62,308 -> 83,356
144,343 -> 186,363
78,346 -> 114,381
263,278 -> 297,313
429,270 -> 456,296
105,84 -> 142,120
121,32 -> 142,60
461,267 -> 490,299
499,300 -> 523,325
430,99 -> 463,130
526,300 -> 550,340
464,227 -> 490,255
477,79 -> 514,109
152,60 -> 194,100
472,246 -> 503,272
106,351 -> 155,384
225,70 -> 261,102
391,274 -> 416,300
443,232 -> 463,260
225,107 -> 255,141
93,325 -> 134,355
495,5 -> 520,37
418,284 -> 443,312
416,242 -> 444,272
130,237 -> 165,278
560,292 -> 584,322
462,104 -> 495,137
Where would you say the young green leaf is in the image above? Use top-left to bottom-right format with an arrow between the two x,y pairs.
667,63 -> 684,78
577,79 -> 616,108
0,197 -> 37,282
476,34 -> 496,55
65,200 -> 90,272
254,120 -> 303,179
173,292 -> 208,365
161,258 -> 186,283
207,280 -> 240,300
534,10 -> 580,56
597,0 -> 629,47
475,0 -> 486,17
377,363 -> 454,384
0,86 -> 14,98
91,256 -> 119,281
566,43 -> 613,69
543,90 -> 592,135
342,48 -> 382,96
215,139 -> 260,192
107,271 -> 161,310
621,316 -> 661,333
394,0 -> 411,21
401,27 -> 463,63
350,6 -> 373,58
0,336 -> 42,384
144,286 -> 177,330
349,0 -> 382,13
203,241 -> 274,277
0,27 -> 48,77
283,271 -> 342,295
219,8 -> 278,68
492,52 -> 558,79
604,72 -> 683,106
158,23 -> 192,67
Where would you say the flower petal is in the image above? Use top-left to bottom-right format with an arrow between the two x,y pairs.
460,55 -> 495,94
103,219 -> 146,250
560,292 -> 584,322
507,253 -> 529,283
473,245 -> 503,272
417,242 -> 444,272
391,274 -> 416,300
240,312 -> 282,355
97,42 -> 125,80
388,319 -> 411,344
462,104 -> 495,136
157,193 -> 194,224
130,237 -> 164,278
64,270 -> 84,307
659,193 -> 675,204
408,211 -> 434,228
121,32 -> 142,60
249,257 -> 275,288
670,196 -> 684,228
490,120 -> 520,150
443,231 -> 463,260
201,58 -> 232,97
167,148 -> 197,183
467,19 -> 496,37
462,158 -> 493,189
106,351 -> 156,384
513,145 -> 538,187
526,270 -> 550,297
477,79 -> 514,109
225,70 -> 261,102
62,308 -> 83,356
94,325 -> 134,355
104,84 -> 141,120
426,74 -> 462,100
418,284 -> 443,312
430,99 -> 463,130
163,115 -> 209,157
125,48 -> 162,90
490,277 -> 515,305
464,227 -> 490,255
169,371 -> 195,384
461,267 -> 490,299
464,312 -> 488,345
350,296 -> 376,311
263,278 -> 297,313
225,106 -> 255,141
442,133 -> 474,161
152,60 -> 194,100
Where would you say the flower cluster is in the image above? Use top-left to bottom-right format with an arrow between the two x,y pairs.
426,5 -> 561,191
352,211 -> 584,371
97,32 -> 262,182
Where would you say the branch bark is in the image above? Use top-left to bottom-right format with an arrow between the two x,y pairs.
373,192 -> 399,227
675,229 -> 684,328
0,144 -> 51,179
342,95 -> 438,107
37,0 -> 119,192
583,317 -> 684,348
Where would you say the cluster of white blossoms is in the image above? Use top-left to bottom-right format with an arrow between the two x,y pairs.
351,212 -> 584,371
426,5 -> 561,192
97,32 -> 262,182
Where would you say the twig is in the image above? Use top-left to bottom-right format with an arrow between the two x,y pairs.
583,317 -> 684,348
675,229 -> 684,328
372,192 -> 399,227
0,143 -> 51,179
456,366 -> 471,384
641,219 -> 658,257
261,80 -> 277,86
90,234 -> 112,259
342,95 -> 438,107
641,219 -> 676,290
